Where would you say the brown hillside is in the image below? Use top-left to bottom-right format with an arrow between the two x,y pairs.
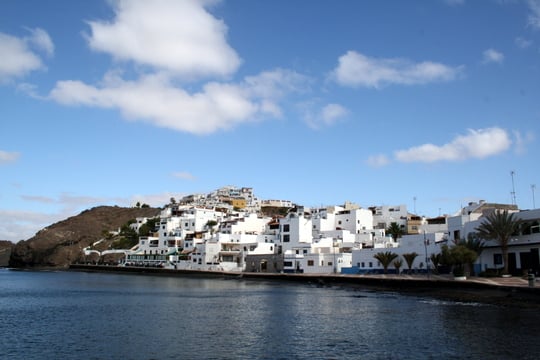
0,240 -> 14,267
9,206 -> 160,268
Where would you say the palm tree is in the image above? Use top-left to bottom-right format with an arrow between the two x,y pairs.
475,210 -> 520,275
373,251 -> 399,274
402,252 -> 418,274
386,222 -> 405,242
393,258 -> 403,275
430,253 -> 441,274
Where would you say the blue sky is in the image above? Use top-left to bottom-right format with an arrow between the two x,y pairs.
1,0 -> 540,242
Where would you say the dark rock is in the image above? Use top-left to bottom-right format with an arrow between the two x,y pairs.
0,240 -> 14,267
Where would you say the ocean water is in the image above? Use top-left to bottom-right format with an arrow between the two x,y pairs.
1,268 -> 539,359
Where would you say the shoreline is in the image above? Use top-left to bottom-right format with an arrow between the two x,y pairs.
65,264 -> 540,308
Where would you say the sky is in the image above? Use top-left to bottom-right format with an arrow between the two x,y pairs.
1,0 -> 540,242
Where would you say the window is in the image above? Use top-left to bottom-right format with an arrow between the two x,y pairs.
328,262 -> 333,266
361,262 -> 365,267
338,220 -> 342,225
283,234 -> 290,242
284,261 -> 293,267
369,262 -> 373,268
307,260 -> 314,266
494,254 -> 503,265
295,250 -> 299,254
283,224 -> 290,232
303,249 -> 307,254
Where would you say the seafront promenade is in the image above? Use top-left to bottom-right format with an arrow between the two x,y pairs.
69,264 -> 540,307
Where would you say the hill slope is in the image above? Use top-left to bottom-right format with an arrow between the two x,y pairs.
9,206 -> 160,268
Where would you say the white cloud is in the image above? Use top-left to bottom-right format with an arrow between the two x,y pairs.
0,150 -> 20,164
444,0 -> 465,5
26,27 -> 54,56
331,51 -> 462,88
394,127 -> 512,163
482,49 -> 504,64
515,37 -> 533,48
49,69 -> 308,135
321,104 -> 349,124
0,209 -> 60,242
86,0 -> 240,79
302,102 -> 349,129
367,154 -> 390,167
513,130 -> 535,155
0,28 -> 53,83
527,0 -> 540,29
171,171 -> 196,180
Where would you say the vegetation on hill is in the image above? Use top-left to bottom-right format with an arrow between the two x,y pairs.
9,206 -> 160,268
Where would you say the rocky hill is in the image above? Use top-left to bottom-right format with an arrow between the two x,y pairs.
0,240 -> 14,267
9,206 -> 160,268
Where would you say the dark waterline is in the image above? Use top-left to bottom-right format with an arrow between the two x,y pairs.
1,269 -> 539,359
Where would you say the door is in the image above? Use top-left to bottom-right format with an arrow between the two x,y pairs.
508,252 -> 517,275
531,248 -> 540,276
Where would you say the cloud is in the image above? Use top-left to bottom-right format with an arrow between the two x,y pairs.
86,0 -> 240,79
527,0 -> 540,29
482,49 -> 504,64
171,171 -> 196,180
0,150 -> 20,164
444,0 -> 465,5
26,27 -> 54,56
0,191 -> 175,241
331,51 -> 462,88
0,28 -> 53,83
394,127 -> 512,163
303,102 -> 349,129
515,37 -> 533,48
20,195 -> 56,204
0,209 -> 61,242
367,154 -> 390,168
49,69 -> 308,134
513,130 -> 535,155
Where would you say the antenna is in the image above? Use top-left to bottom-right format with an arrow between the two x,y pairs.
510,171 -> 517,206
413,196 -> 417,214
532,184 -> 536,209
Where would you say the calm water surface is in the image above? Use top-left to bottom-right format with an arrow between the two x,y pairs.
1,269 -> 539,359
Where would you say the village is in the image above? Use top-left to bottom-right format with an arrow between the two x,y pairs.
83,186 -> 540,279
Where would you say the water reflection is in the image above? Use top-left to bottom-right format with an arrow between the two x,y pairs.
1,269 -> 539,359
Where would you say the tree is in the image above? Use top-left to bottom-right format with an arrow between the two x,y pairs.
441,244 -> 478,277
402,252 -> 418,274
393,258 -> 403,275
138,217 -> 159,237
459,233 -> 485,276
373,251 -> 399,274
430,253 -> 442,274
386,222 -> 405,242
206,220 -> 218,235
475,210 -> 520,275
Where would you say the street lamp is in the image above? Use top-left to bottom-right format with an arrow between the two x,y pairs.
423,231 -> 430,279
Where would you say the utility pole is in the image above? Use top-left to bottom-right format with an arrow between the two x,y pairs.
510,171 -> 517,206
532,184 -> 536,209
413,196 -> 417,214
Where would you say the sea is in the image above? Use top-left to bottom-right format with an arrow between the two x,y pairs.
1,268 -> 539,360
